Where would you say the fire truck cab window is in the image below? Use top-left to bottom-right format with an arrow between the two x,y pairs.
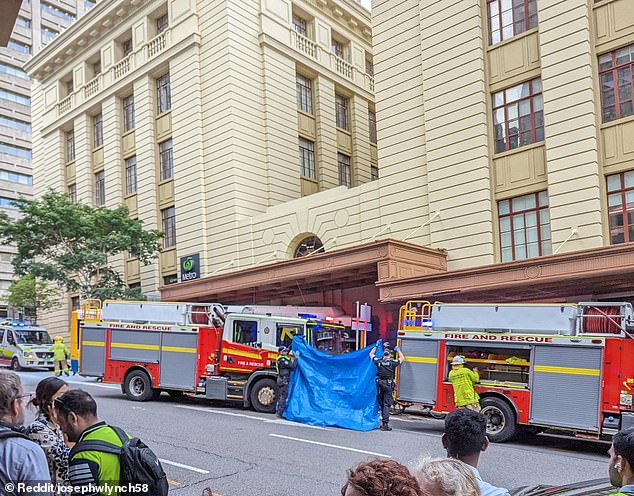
276,324 -> 303,348
446,345 -> 531,387
233,320 -> 258,347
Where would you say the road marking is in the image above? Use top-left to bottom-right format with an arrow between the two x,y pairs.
173,405 -> 334,431
269,434 -> 392,458
159,459 -> 210,474
64,380 -> 119,390
390,417 -> 418,423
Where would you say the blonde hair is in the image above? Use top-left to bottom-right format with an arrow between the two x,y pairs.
414,457 -> 480,496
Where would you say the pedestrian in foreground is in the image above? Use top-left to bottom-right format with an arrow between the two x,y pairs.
442,409 -> 509,496
341,459 -> 424,496
414,457 -> 480,496
25,377 -> 71,485
370,340 -> 404,431
447,355 -> 480,411
54,389 -> 168,496
0,370 -> 53,495
608,426 -> 634,496
276,346 -> 297,418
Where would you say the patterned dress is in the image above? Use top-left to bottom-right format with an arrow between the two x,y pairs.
24,412 -> 70,484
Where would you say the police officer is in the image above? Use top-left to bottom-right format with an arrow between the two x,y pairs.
370,340 -> 404,431
275,346 -> 297,418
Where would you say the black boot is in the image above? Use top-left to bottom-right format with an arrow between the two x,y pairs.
380,422 -> 392,431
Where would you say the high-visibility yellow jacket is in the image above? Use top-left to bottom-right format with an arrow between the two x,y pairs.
448,366 -> 479,407
50,342 -> 69,361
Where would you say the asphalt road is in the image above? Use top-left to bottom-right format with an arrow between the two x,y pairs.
14,370 -> 610,496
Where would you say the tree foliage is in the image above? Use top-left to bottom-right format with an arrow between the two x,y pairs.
0,191 -> 163,300
6,275 -> 58,319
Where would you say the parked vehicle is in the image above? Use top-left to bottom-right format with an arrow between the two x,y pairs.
396,300 -> 634,442
510,478 -> 614,496
76,300 -> 354,412
0,322 -> 54,371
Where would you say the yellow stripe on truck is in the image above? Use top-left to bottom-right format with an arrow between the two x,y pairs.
111,343 -> 160,351
227,349 -> 262,360
162,346 -> 197,354
534,365 -> 600,376
83,341 -> 105,347
404,356 -> 438,364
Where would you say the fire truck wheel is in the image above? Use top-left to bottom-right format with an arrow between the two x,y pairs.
249,378 -> 277,413
124,370 -> 157,402
11,358 -> 22,371
480,397 -> 516,443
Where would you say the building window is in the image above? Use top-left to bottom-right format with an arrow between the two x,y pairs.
41,28 -> 59,42
294,236 -> 324,257
331,38 -> 344,59
41,2 -> 74,22
93,113 -> 103,148
7,41 -> 31,55
365,58 -> 374,77
163,274 -> 178,285
292,14 -> 307,36
15,17 -> 31,29
94,171 -> 105,206
161,206 -> 176,248
0,116 -> 31,134
368,110 -> 377,144
607,170 -> 634,244
298,137 -> 315,179
0,170 -> 32,185
68,183 -> 77,203
296,74 -> 313,114
335,94 -> 349,131
156,73 -> 171,114
159,139 -> 173,181
122,38 -> 133,57
123,95 -> 135,132
599,43 -> 634,123
92,61 -> 101,76
371,166 -> 379,181
0,62 -> 29,79
125,156 -> 137,195
70,296 -> 80,311
0,89 -> 30,106
487,0 -> 538,45
156,14 -> 169,33
0,198 -> 18,209
493,78 -> 543,153
0,143 -> 31,159
338,153 -> 351,188
498,191 -> 551,262
66,130 -> 75,162
65,80 -> 74,95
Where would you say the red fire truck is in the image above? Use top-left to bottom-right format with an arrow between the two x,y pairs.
396,300 -> 634,442
77,300 -> 348,412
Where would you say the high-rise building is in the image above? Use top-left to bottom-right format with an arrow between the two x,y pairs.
26,0 -> 375,335
0,0 -> 96,318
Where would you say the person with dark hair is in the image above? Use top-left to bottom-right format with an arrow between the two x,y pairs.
54,389 -> 128,495
341,459 -> 424,496
608,427 -> 634,496
0,370 -> 53,495
442,409 -> 509,496
25,377 -> 70,484
370,340 -> 405,431
276,346 -> 297,418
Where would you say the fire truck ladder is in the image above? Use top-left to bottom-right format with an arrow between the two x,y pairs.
100,300 -> 224,326
399,301 -> 433,330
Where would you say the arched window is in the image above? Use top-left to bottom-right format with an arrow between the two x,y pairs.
294,236 -> 324,258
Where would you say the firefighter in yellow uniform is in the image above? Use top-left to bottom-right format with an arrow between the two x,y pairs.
448,355 -> 480,412
50,336 -> 70,377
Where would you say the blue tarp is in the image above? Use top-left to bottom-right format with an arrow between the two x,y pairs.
284,336 -> 383,431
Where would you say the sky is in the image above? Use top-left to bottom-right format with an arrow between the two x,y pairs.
360,0 -> 371,10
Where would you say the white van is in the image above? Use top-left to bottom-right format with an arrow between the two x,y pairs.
0,324 -> 55,371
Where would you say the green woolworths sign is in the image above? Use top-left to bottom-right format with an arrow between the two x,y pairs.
180,253 -> 200,281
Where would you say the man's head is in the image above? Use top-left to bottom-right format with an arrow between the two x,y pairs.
609,427 -> 634,487
54,389 -> 99,442
278,346 -> 290,355
441,409 -> 488,465
341,459 -> 423,496
0,370 -> 27,426
414,457 -> 479,496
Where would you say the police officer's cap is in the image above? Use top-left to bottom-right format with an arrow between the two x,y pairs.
278,346 -> 289,353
